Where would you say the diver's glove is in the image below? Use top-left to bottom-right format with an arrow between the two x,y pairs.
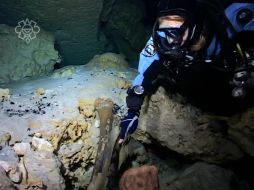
118,85 -> 145,144
119,110 -> 140,144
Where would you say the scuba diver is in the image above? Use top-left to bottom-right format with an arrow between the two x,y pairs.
118,0 -> 254,144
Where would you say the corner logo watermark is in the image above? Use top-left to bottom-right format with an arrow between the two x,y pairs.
15,18 -> 40,44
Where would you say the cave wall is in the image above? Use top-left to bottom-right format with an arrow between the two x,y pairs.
0,24 -> 60,84
0,0 -> 106,66
100,0 -> 151,64
0,0 -> 154,67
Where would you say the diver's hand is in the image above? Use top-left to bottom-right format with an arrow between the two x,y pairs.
118,111 -> 139,144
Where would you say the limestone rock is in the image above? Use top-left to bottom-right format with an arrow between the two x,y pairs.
118,139 -> 148,170
28,121 -> 42,130
78,99 -> 95,118
0,132 -> 11,145
45,116 -> 95,151
24,151 -> 65,190
8,167 -> 22,183
31,137 -> 54,152
13,143 -> 31,156
44,115 -> 97,188
0,166 -> 16,190
86,53 -> 129,70
73,166 -> 93,188
0,0 -> 105,65
18,157 -> 27,185
0,146 -> 21,183
228,108 -> 254,157
135,87 -> 243,163
116,78 -> 132,89
101,0 -> 148,62
35,88 -> 45,96
34,133 -> 42,138
0,160 -> 21,183
0,88 -> 10,101
52,65 -> 77,78
119,165 -> 159,190
58,141 -> 96,188
0,24 -> 60,84
167,162 -> 244,190
58,142 -> 83,159
0,146 -> 19,170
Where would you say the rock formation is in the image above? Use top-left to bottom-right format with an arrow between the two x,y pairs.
0,88 -> 10,101
0,0 -> 106,66
0,53 -> 136,189
0,24 -> 60,84
134,87 -> 244,163
228,108 -> 254,157
0,166 -> 16,190
99,0 -> 150,62
167,162 -> 246,190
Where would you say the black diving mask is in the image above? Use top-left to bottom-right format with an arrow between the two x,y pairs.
152,12 -> 193,59
155,27 -> 187,60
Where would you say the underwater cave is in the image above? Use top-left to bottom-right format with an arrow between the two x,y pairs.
0,0 -> 254,190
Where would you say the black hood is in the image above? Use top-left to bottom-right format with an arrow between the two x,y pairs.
158,0 -> 198,18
